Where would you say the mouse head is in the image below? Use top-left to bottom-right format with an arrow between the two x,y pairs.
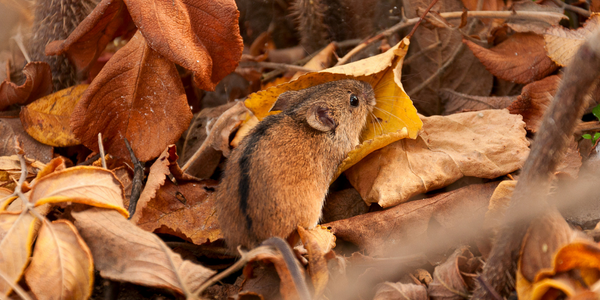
272,79 -> 376,140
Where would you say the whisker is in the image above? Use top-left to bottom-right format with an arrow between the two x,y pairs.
373,106 -> 408,124
369,111 -> 385,136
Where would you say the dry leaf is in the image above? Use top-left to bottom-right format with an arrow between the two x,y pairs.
0,118 -> 54,163
505,2 -> 566,34
135,180 -> 221,245
428,247 -> 480,299
45,0 -> 132,73
123,0 -> 243,91
0,210 -> 39,296
28,166 -> 128,217
464,33 -> 558,85
439,89 -> 516,115
0,62 -> 53,110
71,31 -> 193,162
0,155 -> 45,190
73,208 -> 215,295
484,180 -> 517,235
508,75 -> 561,132
326,182 -> 499,256
20,84 -> 88,147
556,138 -> 582,178
346,110 -> 528,207
298,226 -> 333,299
322,188 -> 368,223
544,14 -> 600,67
243,39 -> 422,177
24,220 -> 93,300
373,282 -> 428,300
245,246 -> 305,300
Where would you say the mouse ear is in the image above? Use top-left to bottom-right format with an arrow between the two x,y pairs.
307,103 -> 336,132
270,90 -> 300,112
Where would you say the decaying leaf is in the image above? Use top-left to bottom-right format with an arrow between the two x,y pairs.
507,75 -> 561,132
298,226 -> 334,299
0,155 -> 45,189
0,210 -> 39,296
20,84 -> 88,147
0,62 -> 53,110
0,118 -> 54,163
243,38 -> 422,177
73,208 -> 215,295
71,31 -> 193,162
345,110 -> 528,207
327,182 -> 499,256
28,166 -> 128,217
464,33 -> 558,85
44,0 -> 131,73
428,246 -> 482,299
439,89 -> 516,115
373,282 -> 428,300
322,188 -> 368,223
24,220 -> 93,300
544,14 -> 600,67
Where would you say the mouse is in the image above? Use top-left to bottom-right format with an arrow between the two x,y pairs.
215,79 -> 376,249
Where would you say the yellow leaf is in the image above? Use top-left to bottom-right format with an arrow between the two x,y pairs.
20,84 -> 88,147
24,220 -> 93,300
244,38 -> 422,175
29,166 -> 128,218
0,211 -> 39,295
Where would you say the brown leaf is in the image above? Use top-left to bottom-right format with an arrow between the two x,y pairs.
44,0 -> 132,73
298,227 -> 331,299
544,14 -> 600,67
0,155 -> 45,190
326,182 -> 499,256
401,0 -> 493,115
556,138 -> 582,178
29,166 -> 128,217
428,247 -> 479,299
20,84 -> 88,147
245,247 -> 306,300
72,208 -> 215,295
0,210 -> 39,295
439,88 -> 516,115
0,62 -> 53,110
505,2 -> 566,34
239,262 -> 281,300
0,118 -> 53,163
345,110 -> 528,207
322,188 -> 369,223
123,0 -> 243,91
135,180 -> 221,244
464,33 -> 559,84
373,282 -> 428,300
507,75 -> 561,132
24,220 -> 93,300
71,31 -> 193,162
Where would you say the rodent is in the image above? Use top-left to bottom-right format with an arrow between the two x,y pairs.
215,79 -> 376,249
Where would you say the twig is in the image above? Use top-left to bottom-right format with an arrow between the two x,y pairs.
239,61 -> 317,73
124,139 -> 144,219
575,121 -> 600,135
77,153 -> 101,166
11,28 -> 30,64
98,133 -> 107,169
549,0 -> 591,17
406,0 -> 441,40
0,267 -> 33,300
472,28 -> 600,299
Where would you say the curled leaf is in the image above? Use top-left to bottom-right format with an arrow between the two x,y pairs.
0,62 -> 53,110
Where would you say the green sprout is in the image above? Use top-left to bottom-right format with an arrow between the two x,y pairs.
583,103 -> 600,144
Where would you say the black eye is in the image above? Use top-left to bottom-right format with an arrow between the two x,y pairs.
350,94 -> 359,107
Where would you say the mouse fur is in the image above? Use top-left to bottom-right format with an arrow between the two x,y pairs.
215,79 -> 375,249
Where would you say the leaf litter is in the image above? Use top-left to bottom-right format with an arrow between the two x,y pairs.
0,0 -> 599,299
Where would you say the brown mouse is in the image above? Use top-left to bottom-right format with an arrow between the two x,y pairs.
215,79 -> 376,249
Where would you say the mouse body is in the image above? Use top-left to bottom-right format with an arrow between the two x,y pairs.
215,79 -> 376,249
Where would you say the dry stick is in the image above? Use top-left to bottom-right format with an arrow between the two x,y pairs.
240,61 -> 318,73
472,28 -> 600,299
548,0 -> 591,17
124,138 -> 144,218
98,133 -> 107,169
0,268 -> 33,300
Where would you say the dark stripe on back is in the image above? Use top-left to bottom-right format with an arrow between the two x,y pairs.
238,116 -> 279,231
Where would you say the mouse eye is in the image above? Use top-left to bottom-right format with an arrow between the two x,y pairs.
350,94 -> 359,107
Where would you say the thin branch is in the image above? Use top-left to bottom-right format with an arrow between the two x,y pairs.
240,61 -> 317,73
549,0 -> 591,17
0,268 -> 33,300
98,133 -> 107,169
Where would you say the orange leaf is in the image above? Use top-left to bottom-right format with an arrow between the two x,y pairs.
123,0 -> 243,91
20,84 -> 88,147
71,31 -> 193,161
24,220 -> 93,300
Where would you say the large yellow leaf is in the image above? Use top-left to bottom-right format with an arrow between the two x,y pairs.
244,38 -> 422,175
20,84 -> 88,147
29,166 -> 128,217
24,220 -> 93,300
0,210 -> 39,295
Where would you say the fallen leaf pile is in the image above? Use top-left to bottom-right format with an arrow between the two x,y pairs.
1,0 -> 600,299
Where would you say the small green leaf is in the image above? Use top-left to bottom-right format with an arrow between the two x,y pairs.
583,134 -> 592,139
593,133 -> 600,144
593,104 -> 600,121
